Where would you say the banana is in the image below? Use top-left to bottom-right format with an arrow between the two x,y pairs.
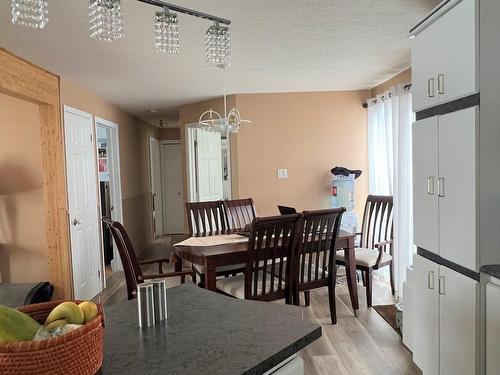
0,304 -> 41,343
45,319 -> 70,332
45,302 -> 84,325
78,301 -> 98,323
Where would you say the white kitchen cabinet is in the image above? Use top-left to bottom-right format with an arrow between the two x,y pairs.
411,254 -> 478,375
412,107 -> 478,270
411,19 -> 440,111
485,280 -> 500,375
413,255 -> 439,375
413,116 -> 439,253
438,267 -> 478,375
438,107 -> 478,270
433,0 -> 477,106
411,0 -> 478,112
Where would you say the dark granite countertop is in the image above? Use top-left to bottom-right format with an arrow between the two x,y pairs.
481,265 -> 500,279
99,283 -> 321,375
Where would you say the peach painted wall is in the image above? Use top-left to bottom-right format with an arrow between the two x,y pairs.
159,127 -> 180,141
370,68 -> 412,97
60,78 -> 159,253
179,91 -> 369,221
0,93 -> 48,283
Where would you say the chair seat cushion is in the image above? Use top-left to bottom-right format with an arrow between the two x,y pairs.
216,273 -> 284,300
336,248 -> 392,267
193,263 -> 246,275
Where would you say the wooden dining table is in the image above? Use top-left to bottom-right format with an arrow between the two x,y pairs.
173,230 -> 359,315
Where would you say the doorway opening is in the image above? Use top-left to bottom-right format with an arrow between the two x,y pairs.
149,137 -> 164,238
95,117 -> 123,283
160,141 -> 185,234
186,125 -> 232,202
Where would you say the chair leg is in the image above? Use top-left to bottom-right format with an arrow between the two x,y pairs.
366,268 -> 373,307
361,270 -> 366,287
389,262 -> 396,296
191,265 -> 197,284
304,291 -> 311,307
328,267 -> 338,324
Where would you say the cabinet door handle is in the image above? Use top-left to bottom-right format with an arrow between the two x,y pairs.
438,276 -> 445,295
428,271 -> 435,290
428,78 -> 435,98
438,74 -> 445,95
438,177 -> 445,197
427,176 -> 435,195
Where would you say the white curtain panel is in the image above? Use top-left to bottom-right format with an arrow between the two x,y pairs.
367,84 -> 415,298
368,92 -> 394,195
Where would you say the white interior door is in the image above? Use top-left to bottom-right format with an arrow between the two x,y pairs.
161,142 -> 184,234
438,107 -> 477,270
412,254 -> 439,375
196,128 -> 223,202
149,137 -> 163,238
64,106 -> 102,300
438,266 -> 477,375
413,116 -> 439,253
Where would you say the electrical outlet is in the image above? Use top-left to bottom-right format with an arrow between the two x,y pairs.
277,169 -> 288,179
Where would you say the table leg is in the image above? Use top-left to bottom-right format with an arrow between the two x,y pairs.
343,237 -> 359,316
204,260 -> 217,291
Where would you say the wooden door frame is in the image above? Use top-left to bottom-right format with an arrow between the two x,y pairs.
0,48 -> 72,299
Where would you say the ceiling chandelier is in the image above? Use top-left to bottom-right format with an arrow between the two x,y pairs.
10,0 -> 231,65
199,65 -> 251,134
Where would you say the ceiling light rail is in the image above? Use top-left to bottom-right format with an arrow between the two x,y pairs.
136,0 -> 231,25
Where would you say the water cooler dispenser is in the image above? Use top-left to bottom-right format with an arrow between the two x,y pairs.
330,167 -> 362,233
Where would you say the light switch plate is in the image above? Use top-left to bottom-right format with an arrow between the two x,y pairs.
277,169 -> 288,179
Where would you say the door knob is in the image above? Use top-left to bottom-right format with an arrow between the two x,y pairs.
73,219 -> 82,226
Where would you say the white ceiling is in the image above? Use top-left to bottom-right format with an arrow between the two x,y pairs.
0,0 -> 439,125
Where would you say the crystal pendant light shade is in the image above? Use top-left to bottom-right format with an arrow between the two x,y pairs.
205,22 -> 231,65
154,8 -> 179,54
11,0 -> 49,29
89,0 -> 124,42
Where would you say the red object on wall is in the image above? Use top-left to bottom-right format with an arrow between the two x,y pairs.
331,186 -> 337,197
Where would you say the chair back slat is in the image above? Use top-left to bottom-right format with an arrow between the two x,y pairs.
244,214 -> 299,301
359,195 -> 394,253
295,208 -> 345,286
223,198 -> 256,231
102,218 -> 142,300
185,201 -> 226,236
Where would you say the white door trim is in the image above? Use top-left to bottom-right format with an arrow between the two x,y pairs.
94,117 -> 123,273
63,105 -> 103,299
149,136 -> 164,238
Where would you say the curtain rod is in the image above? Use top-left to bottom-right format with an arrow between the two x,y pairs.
362,83 -> 412,108
136,0 -> 231,25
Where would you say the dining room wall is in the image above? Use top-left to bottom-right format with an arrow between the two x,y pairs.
370,68 -> 412,97
0,92 -> 48,283
179,90 -> 369,222
60,78 -> 159,254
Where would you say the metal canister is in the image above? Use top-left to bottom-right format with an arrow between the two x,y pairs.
137,283 -> 155,327
151,279 -> 168,322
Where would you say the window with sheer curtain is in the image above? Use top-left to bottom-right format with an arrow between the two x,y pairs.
367,84 -> 415,298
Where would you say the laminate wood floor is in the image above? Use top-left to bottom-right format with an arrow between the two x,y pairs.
96,237 -> 421,375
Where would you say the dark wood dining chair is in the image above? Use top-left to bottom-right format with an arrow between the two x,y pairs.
223,198 -> 256,231
336,195 -> 394,307
185,200 -> 244,284
103,218 -> 192,300
293,208 -> 345,324
185,200 -> 226,237
215,214 -> 300,303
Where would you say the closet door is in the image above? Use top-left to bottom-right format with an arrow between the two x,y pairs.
434,0 -> 478,104
411,22 -> 440,112
413,116 -> 439,253
438,107 -> 477,270
438,266 -> 477,375
412,254 -> 439,375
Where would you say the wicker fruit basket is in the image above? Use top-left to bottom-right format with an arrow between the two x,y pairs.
0,300 -> 104,375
